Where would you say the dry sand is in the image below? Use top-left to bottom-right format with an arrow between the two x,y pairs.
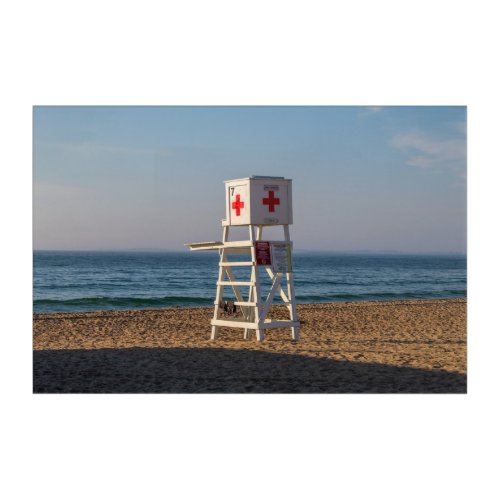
33,298 -> 466,393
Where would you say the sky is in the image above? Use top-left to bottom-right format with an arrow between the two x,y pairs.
33,106 -> 466,253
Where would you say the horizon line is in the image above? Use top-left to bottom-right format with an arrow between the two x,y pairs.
33,248 -> 467,255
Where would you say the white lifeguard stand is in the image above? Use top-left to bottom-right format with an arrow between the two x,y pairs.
186,176 -> 299,341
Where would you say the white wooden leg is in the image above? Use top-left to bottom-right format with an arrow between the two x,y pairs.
250,225 -> 264,341
211,325 -> 219,340
283,224 -> 299,341
211,226 -> 228,340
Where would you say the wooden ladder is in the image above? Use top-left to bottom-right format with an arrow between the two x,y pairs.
210,223 -> 299,341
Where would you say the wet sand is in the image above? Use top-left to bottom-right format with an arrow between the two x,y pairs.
33,298 -> 466,393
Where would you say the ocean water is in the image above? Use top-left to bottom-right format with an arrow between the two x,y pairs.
33,251 -> 467,313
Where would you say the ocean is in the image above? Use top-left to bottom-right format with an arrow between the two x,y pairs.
33,251 -> 467,313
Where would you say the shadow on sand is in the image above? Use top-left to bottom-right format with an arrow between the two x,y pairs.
33,347 -> 466,394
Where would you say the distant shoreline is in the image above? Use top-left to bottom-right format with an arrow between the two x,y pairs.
33,297 -> 467,317
34,249 -> 467,256
33,297 -> 466,318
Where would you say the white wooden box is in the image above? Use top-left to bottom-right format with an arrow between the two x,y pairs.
224,176 -> 293,226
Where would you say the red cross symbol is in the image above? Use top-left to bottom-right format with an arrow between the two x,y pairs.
232,194 -> 245,216
263,190 -> 280,212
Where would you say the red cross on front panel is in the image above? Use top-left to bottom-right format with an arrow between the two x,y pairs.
263,190 -> 280,212
232,194 -> 245,216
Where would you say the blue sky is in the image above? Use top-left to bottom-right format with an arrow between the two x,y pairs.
33,106 -> 466,252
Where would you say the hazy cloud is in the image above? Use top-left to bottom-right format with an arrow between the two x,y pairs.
391,127 -> 466,173
358,106 -> 383,117
45,141 -> 153,156
446,120 -> 467,135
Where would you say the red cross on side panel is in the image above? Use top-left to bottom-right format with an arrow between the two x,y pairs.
232,194 -> 245,216
263,190 -> 280,212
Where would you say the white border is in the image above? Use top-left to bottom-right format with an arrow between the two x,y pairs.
2,1 -> 499,499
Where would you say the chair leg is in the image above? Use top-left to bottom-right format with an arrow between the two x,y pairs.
211,325 -> 219,340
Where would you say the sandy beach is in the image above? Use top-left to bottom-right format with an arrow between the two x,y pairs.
33,298 -> 466,393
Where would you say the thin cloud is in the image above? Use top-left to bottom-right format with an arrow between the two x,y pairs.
446,120 -> 467,135
42,141 -> 155,156
365,106 -> 383,113
358,106 -> 384,117
390,129 -> 466,173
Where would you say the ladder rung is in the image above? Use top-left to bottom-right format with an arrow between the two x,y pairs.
219,261 -> 254,267
217,281 -> 254,286
220,240 -> 254,248
213,301 -> 258,306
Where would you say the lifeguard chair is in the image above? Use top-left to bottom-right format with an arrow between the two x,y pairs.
186,176 -> 299,341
